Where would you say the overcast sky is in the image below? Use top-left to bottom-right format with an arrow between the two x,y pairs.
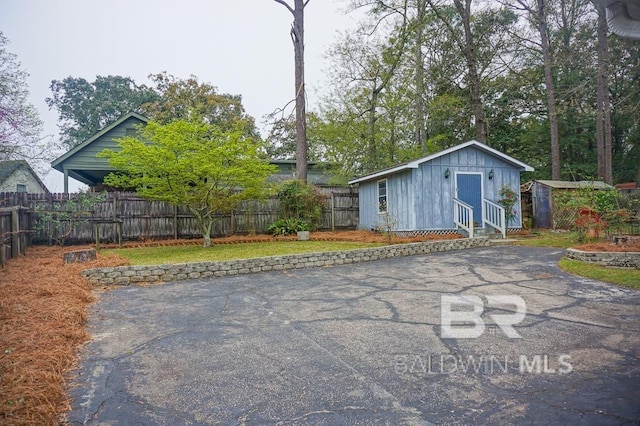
0,0 -> 361,191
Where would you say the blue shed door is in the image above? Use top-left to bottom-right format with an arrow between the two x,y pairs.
456,173 -> 483,227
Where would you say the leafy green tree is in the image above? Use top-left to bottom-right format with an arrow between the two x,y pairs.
46,75 -> 159,149
264,111 -> 323,160
608,36 -> 640,184
142,72 -> 258,137
0,32 -> 46,162
99,120 -> 276,247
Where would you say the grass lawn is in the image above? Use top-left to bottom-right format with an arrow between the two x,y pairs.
104,241 -> 384,265
517,230 -> 640,289
559,258 -> 640,290
515,230 -> 583,248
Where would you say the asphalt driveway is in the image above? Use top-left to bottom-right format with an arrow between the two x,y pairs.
67,245 -> 640,425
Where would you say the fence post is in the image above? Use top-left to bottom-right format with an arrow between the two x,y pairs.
331,192 -> 335,231
174,205 -> 178,240
113,193 -> 118,244
230,210 -> 235,235
11,208 -> 19,258
94,223 -> 100,250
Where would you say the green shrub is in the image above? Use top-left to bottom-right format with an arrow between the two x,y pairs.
268,218 -> 312,236
269,180 -> 325,232
498,185 -> 519,224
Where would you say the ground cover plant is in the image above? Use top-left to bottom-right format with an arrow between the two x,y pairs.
104,240 -> 383,266
516,229 -> 640,288
559,258 -> 640,290
515,230 -> 583,248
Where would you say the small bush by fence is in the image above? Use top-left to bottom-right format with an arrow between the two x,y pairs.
550,188 -> 640,234
0,187 -> 359,245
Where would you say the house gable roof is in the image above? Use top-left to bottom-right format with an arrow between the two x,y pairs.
51,112 -> 149,172
0,160 -> 49,193
348,140 -> 534,184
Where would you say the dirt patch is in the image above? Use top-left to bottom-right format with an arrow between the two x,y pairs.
0,246 -> 127,425
573,240 -> 640,252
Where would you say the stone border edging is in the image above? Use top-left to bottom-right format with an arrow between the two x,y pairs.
566,248 -> 640,269
82,238 -> 492,286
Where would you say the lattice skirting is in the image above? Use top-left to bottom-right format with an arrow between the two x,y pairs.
393,230 -> 460,237
392,228 -> 523,238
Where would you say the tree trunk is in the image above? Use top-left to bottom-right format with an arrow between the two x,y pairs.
415,0 -> 427,153
293,1 -> 308,182
368,86 -> 379,172
454,0 -> 487,144
596,4 -> 613,184
274,0 -> 308,182
190,207 -> 212,247
63,249 -> 97,264
537,0 -> 561,179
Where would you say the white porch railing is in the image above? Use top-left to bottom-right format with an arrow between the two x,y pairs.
453,198 -> 474,238
483,198 -> 506,239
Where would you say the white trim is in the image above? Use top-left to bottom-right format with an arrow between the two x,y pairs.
454,171 -> 484,227
348,140 -> 534,184
349,163 -> 417,185
377,178 -> 388,214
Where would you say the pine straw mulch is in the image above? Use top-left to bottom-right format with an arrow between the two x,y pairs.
573,239 -> 640,252
0,230 -> 464,424
95,229 -> 464,249
0,246 -> 128,425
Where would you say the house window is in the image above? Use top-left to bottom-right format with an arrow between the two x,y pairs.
378,179 -> 387,213
16,184 -> 27,193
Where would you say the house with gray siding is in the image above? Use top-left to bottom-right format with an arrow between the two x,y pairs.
348,141 -> 534,237
52,112 -> 336,192
52,112 -> 148,192
0,160 -> 49,194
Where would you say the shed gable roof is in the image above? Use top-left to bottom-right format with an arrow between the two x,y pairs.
348,140 -> 534,184
0,160 -> 49,193
535,180 -> 614,190
51,112 -> 149,172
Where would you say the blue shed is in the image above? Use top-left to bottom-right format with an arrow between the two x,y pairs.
348,140 -> 534,238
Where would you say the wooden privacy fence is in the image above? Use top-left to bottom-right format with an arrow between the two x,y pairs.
0,187 -> 359,245
0,206 -> 31,265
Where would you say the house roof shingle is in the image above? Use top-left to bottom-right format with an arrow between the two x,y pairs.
0,160 -> 26,183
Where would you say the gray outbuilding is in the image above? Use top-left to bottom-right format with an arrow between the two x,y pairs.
349,140 -> 534,237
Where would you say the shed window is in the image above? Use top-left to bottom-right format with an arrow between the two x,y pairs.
378,179 -> 387,213
16,184 -> 27,193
